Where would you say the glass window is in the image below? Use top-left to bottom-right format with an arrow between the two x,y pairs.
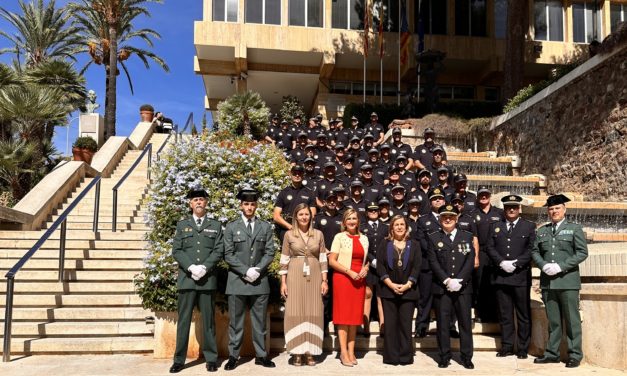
416,0 -> 447,35
610,3 -> 625,33
227,0 -> 238,22
246,0 -> 263,23
453,86 -> 475,100
213,0 -> 238,22
573,2 -> 602,43
246,0 -> 281,24
494,0 -> 508,39
534,1 -> 563,41
455,0 -> 486,36
266,0 -> 281,24
213,0 -> 226,21
374,0 -> 399,32
290,0 -> 323,27
332,0 -> 364,29
439,86 -> 453,99
484,87 -> 499,101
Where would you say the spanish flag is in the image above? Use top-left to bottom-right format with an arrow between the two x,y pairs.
400,0 -> 410,66
378,4 -> 384,58
364,3 -> 370,57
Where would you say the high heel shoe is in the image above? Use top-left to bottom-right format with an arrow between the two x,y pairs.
305,354 -> 316,366
350,355 -> 358,365
292,355 -> 302,366
340,355 -> 354,367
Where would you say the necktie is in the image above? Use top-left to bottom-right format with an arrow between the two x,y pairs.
196,218 -> 202,227
449,233 -> 454,242
552,223 -> 557,235
508,222 -> 514,234
247,220 -> 253,235
373,222 -> 378,231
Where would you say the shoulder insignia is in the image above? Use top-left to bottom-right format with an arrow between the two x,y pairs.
320,219 -> 327,226
425,221 -> 431,226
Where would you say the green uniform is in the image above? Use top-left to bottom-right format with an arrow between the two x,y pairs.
172,216 -> 224,364
531,220 -> 588,361
223,217 -> 276,358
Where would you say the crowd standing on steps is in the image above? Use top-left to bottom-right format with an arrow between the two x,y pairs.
168,112 -> 588,373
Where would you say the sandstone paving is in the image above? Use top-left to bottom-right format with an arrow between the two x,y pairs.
0,352 -> 623,376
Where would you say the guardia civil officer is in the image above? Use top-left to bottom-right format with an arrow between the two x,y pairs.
223,188 -> 276,370
486,195 -> 536,359
532,194 -> 588,368
169,189 -> 224,373
427,204 -> 475,369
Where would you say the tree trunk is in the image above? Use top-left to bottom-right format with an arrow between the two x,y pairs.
503,0 -> 528,104
105,23 -> 119,140
243,113 -> 250,137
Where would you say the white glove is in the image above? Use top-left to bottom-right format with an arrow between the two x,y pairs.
544,263 -> 562,276
448,279 -> 463,292
371,259 -> 377,268
188,265 -> 207,280
542,264 -> 552,275
500,260 -> 517,273
245,267 -> 261,282
188,264 -> 203,277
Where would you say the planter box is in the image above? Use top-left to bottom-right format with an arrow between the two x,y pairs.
154,309 -> 271,359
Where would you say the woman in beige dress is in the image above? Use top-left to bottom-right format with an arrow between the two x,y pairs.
280,203 -> 329,366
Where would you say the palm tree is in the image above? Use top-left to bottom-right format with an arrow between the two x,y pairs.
503,0 -> 529,104
0,0 -> 82,67
216,91 -> 270,139
70,0 -> 169,140
0,139 -> 39,200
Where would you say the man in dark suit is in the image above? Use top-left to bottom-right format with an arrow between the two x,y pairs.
427,204 -> 476,369
223,188 -> 276,370
170,189 -> 224,373
532,194 -> 588,368
486,195 -> 536,359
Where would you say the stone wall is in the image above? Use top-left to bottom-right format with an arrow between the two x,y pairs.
485,45 -> 627,201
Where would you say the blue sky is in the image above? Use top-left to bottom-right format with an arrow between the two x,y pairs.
0,0 -> 208,155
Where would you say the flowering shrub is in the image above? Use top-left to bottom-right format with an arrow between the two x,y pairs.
135,131 -> 290,312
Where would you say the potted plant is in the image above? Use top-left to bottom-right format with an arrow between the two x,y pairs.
72,136 -> 98,165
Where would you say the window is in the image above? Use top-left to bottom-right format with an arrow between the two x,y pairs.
373,0 -> 399,32
290,0 -> 323,27
213,0 -> 238,22
484,87 -> 500,101
610,3 -> 625,33
573,1 -> 602,43
439,85 -> 475,100
415,0 -> 447,35
332,0 -> 364,30
246,0 -> 281,24
455,0 -> 486,36
534,0 -> 564,41
494,0 -> 508,39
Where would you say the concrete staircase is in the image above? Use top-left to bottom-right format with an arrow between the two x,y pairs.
0,133 -> 170,357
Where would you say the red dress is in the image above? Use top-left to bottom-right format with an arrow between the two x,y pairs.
332,234 -> 366,325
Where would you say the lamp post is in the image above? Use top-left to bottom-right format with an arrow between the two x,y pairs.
65,116 -> 80,157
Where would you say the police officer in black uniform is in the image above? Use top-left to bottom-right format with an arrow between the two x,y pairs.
367,148 -> 387,184
447,173 -> 477,214
427,146 -> 453,187
396,155 -> 417,193
406,195 -> 422,236
337,155 -> 357,185
289,132 -> 308,164
272,165 -> 317,243
378,143 -> 394,170
412,127 -> 448,170
302,157 -> 321,190
364,112 -> 385,146
415,169 -> 433,216
486,194 -> 535,359
390,127 -> 413,165
427,204 -> 475,369
344,179 -> 367,219
347,115 -> 365,140
358,163 -> 384,204
389,184 -> 409,218
315,161 -> 342,208
378,197 -> 392,223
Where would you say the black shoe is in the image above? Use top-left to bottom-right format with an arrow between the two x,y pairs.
255,357 -> 276,368
449,329 -> 460,338
224,356 -> 238,371
565,358 -> 580,368
206,362 -> 218,372
534,356 -> 560,364
414,328 -> 427,338
462,360 -> 475,369
437,360 -> 450,368
169,363 -> 184,373
496,350 -> 514,357
517,352 -> 528,359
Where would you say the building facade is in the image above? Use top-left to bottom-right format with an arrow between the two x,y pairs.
194,0 -> 627,118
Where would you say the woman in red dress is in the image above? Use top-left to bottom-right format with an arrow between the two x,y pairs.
328,208 -> 369,367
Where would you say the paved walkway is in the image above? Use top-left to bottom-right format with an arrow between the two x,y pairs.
1,351 -> 624,375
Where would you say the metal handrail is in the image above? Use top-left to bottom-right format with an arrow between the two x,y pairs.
2,175 -> 101,362
177,112 -> 193,142
111,143 -> 152,232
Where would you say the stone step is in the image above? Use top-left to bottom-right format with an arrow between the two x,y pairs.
0,281 -> 136,293
448,156 -> 513,163
2,294 -> 142,307
0,306 -> 151,321
447,151 -> 495,158
0,270 -> 139,281
0,231 -> 147,241
57,209 -> 147,217
2,336 -> 153,356
0,239 -> 146,249
49,214 -> 145,223
41,223 -> 150,231
0,258 -> 143,269
0,249 -> 145,259
0,321 -> 152,336
270,320 -> 500,335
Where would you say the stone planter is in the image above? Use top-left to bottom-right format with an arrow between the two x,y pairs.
154,309 -> 271,359
72,147 -> 95,165
140,110 -> 154,122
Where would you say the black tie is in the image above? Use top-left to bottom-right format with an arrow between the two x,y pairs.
508,222 -> 514,234
552,223 -> 557,235
373,222 -> 378,231
196,218 -> 202,227
247,220 -> 253,235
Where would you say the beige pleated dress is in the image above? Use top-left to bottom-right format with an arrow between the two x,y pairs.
279,229 -> 328,355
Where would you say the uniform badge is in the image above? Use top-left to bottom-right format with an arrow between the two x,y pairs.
509,195 -> 516,201
320,219 -> 327,225
237,231 -> 240,235
476,215 -> 481,221
321,185 -> 326,190
426,221 -> 431,226
421,149 -> 426,154
437,242 -> 444,248
495,227 -> 500,233
287,195 -> 293,201
303,179 -> 308,186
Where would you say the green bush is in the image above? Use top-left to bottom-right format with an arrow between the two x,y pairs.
72,136 -> 98,151
216,91 -> 270,139
134,131 -> 290,312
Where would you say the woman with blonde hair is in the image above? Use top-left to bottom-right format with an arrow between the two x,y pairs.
280,203 -> 328,366
328,208 -> 369,366
376,215 -> 421,365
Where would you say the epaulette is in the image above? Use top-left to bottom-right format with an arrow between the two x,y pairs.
540,222 -> 551,228
459,229 -> 473,235
426,229 -> 440,236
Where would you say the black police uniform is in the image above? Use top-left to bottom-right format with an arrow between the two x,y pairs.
390,142 -> 413,162
446,191 -> 477,214
289,146 -> 307,164
344,197 -> 367,219
361,180 -> 384,204
457,212 -> 478,236
315,178 -> 342,203
365,122 -> 385,140
428,165 -> 454,187
486,218 -> 536,356
360,219 -> 388,287
413,143 -> 448,168
414,212 -> 441,334
273,184 -> 316,241
415,187 -> 431,216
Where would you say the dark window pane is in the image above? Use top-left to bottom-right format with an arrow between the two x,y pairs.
213,0 -> 225,21
548,1 -> 563,41
388,0 -> 399,32
534,1 -> 547,40
290,0 -> 305,25
332,0 -> 348,28
494,0 -> 507,38
453,86 -> 475,100
246,0 -> 263,23
227,0 -> 238,21
439,86 -> 453,99
471,0 -> 486,36
266,0 -> 281,24
610,4 -> 624,32
455,0 -> 470,35
350,0 -> 364,30
432,0 -> 447,34
573,3 -> 585,42
308,0 -> 323,27
484,87 -> 499,101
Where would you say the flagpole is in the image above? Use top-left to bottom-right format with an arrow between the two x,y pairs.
397,0 -> 401,106
363,57 -> 366,104
417,0 -> 422,104
380,57 -> 383,104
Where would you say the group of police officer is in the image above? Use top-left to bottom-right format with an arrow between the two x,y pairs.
268,112 -> 588,369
